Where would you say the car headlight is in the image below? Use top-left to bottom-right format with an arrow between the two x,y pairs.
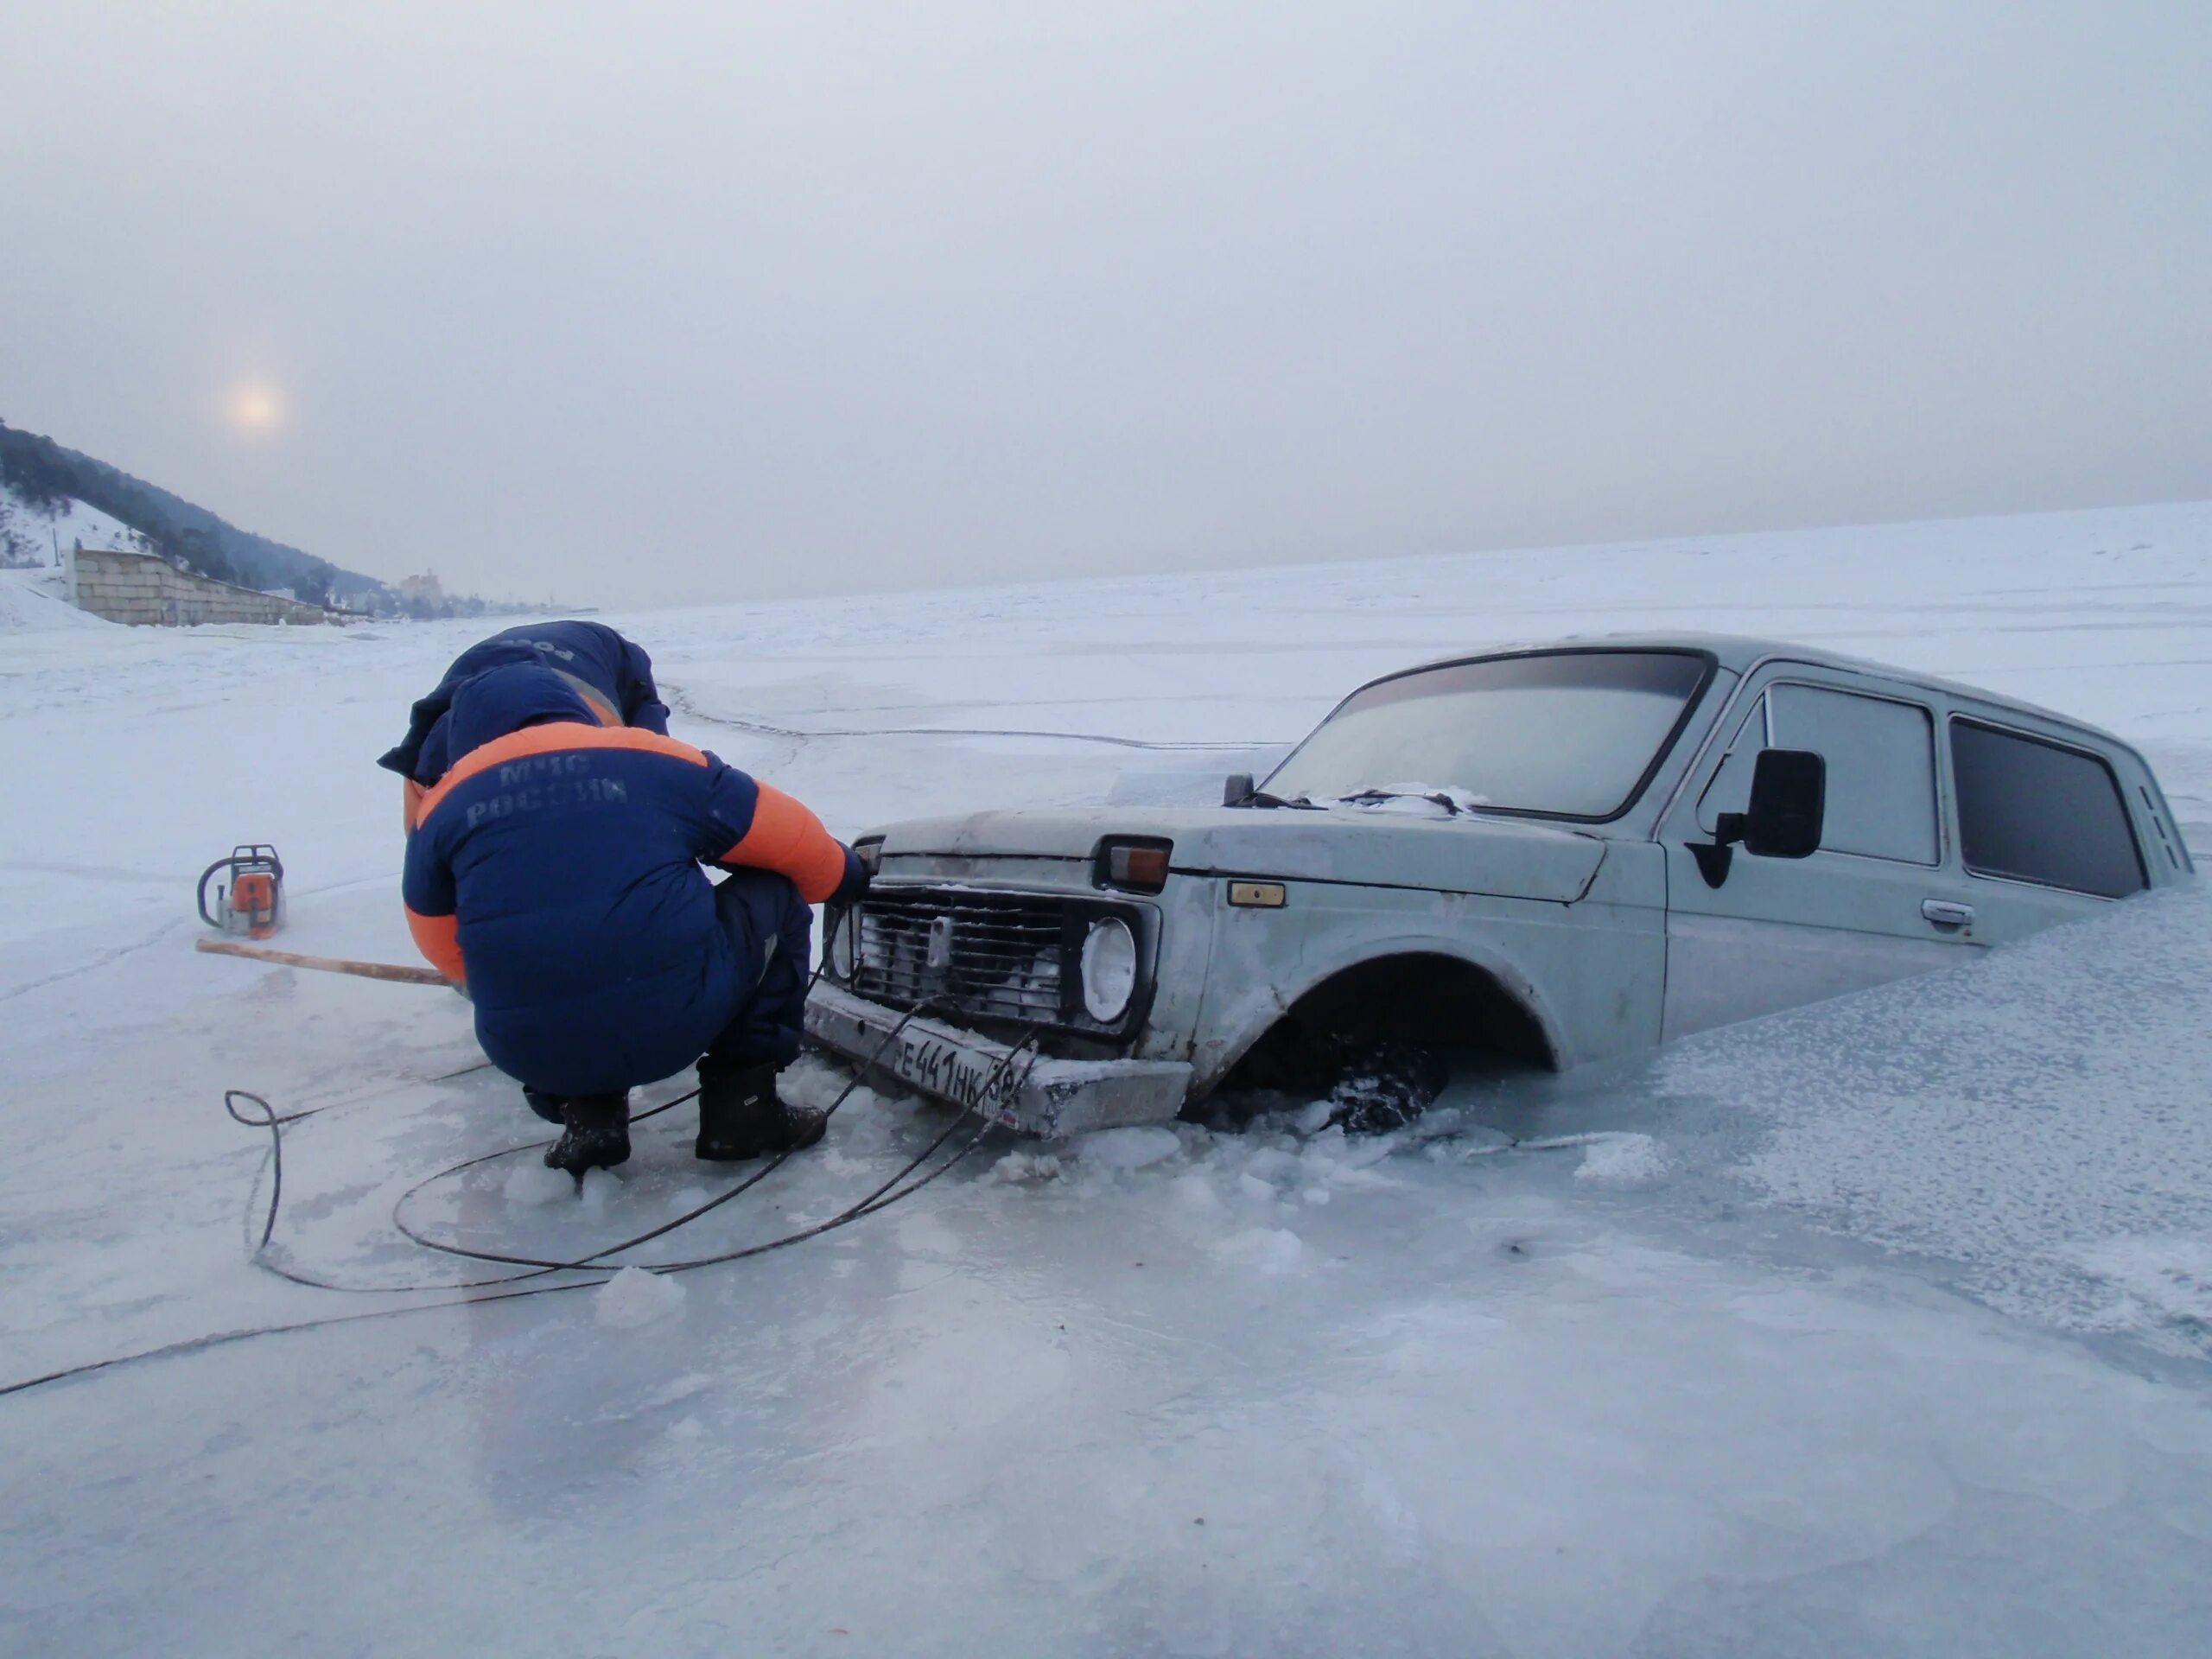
825,906 -> 857,981
1079,917 -> 1138,1022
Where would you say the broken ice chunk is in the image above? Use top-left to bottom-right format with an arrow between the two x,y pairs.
503,1161 -> 573,1207
594,1266 -> 688,1328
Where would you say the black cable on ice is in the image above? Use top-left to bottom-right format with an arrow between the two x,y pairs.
3,1002 -> 1029,1398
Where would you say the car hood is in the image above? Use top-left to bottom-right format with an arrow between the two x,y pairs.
873,805 -> 1607,905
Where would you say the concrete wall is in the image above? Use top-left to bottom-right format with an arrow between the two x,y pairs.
68,547 -> 334,627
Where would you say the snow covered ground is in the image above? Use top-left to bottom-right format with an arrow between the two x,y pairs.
2,503 -> 2209,1656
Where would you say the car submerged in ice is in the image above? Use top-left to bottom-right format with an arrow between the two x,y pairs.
805,636 -> 2195,1136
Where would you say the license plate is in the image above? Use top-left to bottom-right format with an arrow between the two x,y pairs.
880,1028 -> 1027,1125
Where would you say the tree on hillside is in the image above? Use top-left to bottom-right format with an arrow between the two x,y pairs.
168,525 -> 238,587
291,558 -> 338,607
0,432 -> 74,515
0,493 -> 34,567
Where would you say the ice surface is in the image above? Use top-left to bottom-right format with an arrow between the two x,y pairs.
1211,1226 -> 1306,1274
3,503 -> 2209,1656
2070,1236 -> 2212,1333
1658,884 -> 2212,1351
1571,1132 -> 1670,1189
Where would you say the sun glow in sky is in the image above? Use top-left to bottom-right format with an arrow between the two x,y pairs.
224,383 -> 283,435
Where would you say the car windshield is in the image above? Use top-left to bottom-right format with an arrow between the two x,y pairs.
1263,651 -> 1711,819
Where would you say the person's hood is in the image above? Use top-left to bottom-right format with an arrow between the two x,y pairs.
445,663 -> 601,761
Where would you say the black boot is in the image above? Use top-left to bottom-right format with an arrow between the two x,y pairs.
696,1062 -> 826,1161
543,1091 -> 632,1178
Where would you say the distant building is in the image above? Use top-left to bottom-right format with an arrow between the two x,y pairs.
397,570 -> 447,609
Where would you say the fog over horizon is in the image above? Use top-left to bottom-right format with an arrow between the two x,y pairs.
4,2 -> 2207,608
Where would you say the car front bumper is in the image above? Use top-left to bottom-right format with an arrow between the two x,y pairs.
803,982 -> 1192,1138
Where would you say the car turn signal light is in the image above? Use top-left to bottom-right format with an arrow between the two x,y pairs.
1096,836 -> 1173,893
1228,880 -> 1287,907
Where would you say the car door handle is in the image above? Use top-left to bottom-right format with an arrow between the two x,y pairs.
1921,899 -> 1974,929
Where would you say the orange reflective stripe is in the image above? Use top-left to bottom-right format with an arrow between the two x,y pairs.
402,778 -> 425,835
722,782 -> 848,903
406,906 -> 467,983
413,722 -> 709,826
550,669 -> 622,728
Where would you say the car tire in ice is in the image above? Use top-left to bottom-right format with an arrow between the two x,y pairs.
1325,1039 -> 1450,1134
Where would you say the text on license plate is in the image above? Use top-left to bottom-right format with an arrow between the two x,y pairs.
886,1031 -> 1024,1120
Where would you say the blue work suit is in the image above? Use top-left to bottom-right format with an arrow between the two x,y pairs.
402,664 -> 858,1097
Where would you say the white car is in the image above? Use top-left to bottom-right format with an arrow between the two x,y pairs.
804,636 -> 2194,1135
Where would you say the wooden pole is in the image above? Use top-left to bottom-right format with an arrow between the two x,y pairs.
195,937 -> 451,987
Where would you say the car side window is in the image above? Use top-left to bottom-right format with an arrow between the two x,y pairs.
1766,684 -> 1940,864
1951,720 -> 2146,898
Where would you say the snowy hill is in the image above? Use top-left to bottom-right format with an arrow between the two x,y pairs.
0,421 -> 387,607
0,479 -> 141,635
0,476 -> 140,568
2,501 -> 2209,1657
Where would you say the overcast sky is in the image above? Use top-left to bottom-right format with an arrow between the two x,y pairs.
3,3 -> 2207,607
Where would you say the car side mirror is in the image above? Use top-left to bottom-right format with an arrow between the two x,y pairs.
1741,747 -> 1826,858
1691,748 -> 1826,887
1224,772 -> 1255,807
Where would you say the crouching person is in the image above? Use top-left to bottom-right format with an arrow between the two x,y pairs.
400,662 -> 868,1177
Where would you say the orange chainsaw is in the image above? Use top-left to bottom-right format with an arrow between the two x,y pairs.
198,844 -> 285,940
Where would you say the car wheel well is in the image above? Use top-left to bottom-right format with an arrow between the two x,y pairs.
1209,951 -> 1556,1106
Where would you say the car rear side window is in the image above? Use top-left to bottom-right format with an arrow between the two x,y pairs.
1950,720 -> 2146,898
1770,684 -> 1940,864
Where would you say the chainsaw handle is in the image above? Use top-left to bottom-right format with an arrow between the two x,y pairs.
238,842 -> 285,881
196,858 -> 233,928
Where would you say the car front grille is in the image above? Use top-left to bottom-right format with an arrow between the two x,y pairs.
852,887 -> 1071,1027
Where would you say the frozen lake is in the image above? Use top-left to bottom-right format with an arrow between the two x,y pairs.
3,503 -> 2209,1656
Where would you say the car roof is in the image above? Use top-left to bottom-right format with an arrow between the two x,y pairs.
1397,632 -> 2126,748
